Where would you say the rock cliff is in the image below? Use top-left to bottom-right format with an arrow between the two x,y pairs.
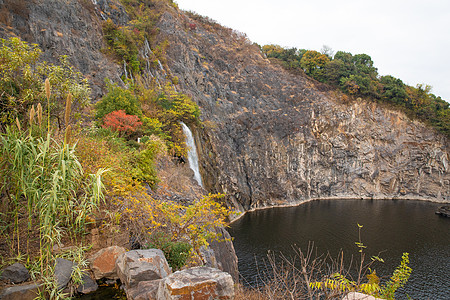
156,10 -> 450,211
1,0 -> 449,213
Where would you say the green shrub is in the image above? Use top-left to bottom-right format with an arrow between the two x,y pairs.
164,241 -> 191,270
102,19 -> 142,73
132,136 -> 166,188
95,80 -> 142,120
147,232 -> 192,270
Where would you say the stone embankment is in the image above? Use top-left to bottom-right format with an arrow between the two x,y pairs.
0,246 -> 235,300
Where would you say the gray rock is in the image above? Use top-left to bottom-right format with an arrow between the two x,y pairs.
0,263 -> 30,284
0,283 -> 42,300
54,258 -> 73,290
157,267 -> 234,300
76,271 -> 98,294
208,227 -> 239,283
116,249 -> 171,289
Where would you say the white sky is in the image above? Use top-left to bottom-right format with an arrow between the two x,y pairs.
176,0 -> 450,102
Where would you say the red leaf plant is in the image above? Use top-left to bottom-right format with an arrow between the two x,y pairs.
188,23 -> 197,30
102,110 -> 142,135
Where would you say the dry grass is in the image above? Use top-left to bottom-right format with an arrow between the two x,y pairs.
235,284 -> 268,300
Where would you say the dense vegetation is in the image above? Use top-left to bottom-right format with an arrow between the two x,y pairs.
262,45 -> 450,137
0,16 -> 228,299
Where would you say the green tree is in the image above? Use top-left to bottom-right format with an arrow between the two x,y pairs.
300,50 -> 330,80
95,81 -> 142,120
323,59 -> 346,85
352,53 -> 378,79
334,51 -> 354,65
262,45 -> 304,69
380,75 -> 408,106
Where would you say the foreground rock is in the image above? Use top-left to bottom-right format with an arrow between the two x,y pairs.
54,258 -> 73,290
435,205 -> 450,217
0,263 -> 30,284
76,271 -> 98,294
0,283 -> 42,300
116,249 -> 172,289
89,245 -> 126,280
127,280 -> 161,300
157,267 -> 234,300
342,292 -> 383,300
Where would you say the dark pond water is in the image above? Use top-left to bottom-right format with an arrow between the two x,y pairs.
228,199 -> 450,299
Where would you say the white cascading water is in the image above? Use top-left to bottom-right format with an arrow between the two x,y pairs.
180,122 -> 203,187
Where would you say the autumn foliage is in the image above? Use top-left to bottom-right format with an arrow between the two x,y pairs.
102,109 -> 142,135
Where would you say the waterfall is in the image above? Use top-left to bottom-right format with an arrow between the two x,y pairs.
157,60 -> 164,71
180,122 -> 203,187
123,60 -> 128,79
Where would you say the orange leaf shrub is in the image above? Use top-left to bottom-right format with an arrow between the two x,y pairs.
102,110 -> 142,135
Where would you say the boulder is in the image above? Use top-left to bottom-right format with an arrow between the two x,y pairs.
89,245 -> 126,280
157,267 -> 234,300
342,292 -> 383,300
0,283 -> 42,300
116,249 -> 171,289
0,263 -> 30,284
76,271 -> 98,294
435,205 -> 450,217
127,280 -> 161,300
54,258 -> 73,290
207,227 -> 239,283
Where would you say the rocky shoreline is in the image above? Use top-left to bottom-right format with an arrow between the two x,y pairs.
435,205 -> 450,217
230,196 -> 450,223
0,246 -> 235,300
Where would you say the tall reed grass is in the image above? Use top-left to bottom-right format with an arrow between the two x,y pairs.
0,81 -> 106,299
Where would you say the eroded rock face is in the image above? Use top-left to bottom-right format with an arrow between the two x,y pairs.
157,10 -> 450,211
116,249 -> 172,289
89,245 -> 126,280
157,267 -> 234,300
436,205 -> 450,217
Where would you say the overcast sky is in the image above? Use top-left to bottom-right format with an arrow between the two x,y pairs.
177,0 -> 450,102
